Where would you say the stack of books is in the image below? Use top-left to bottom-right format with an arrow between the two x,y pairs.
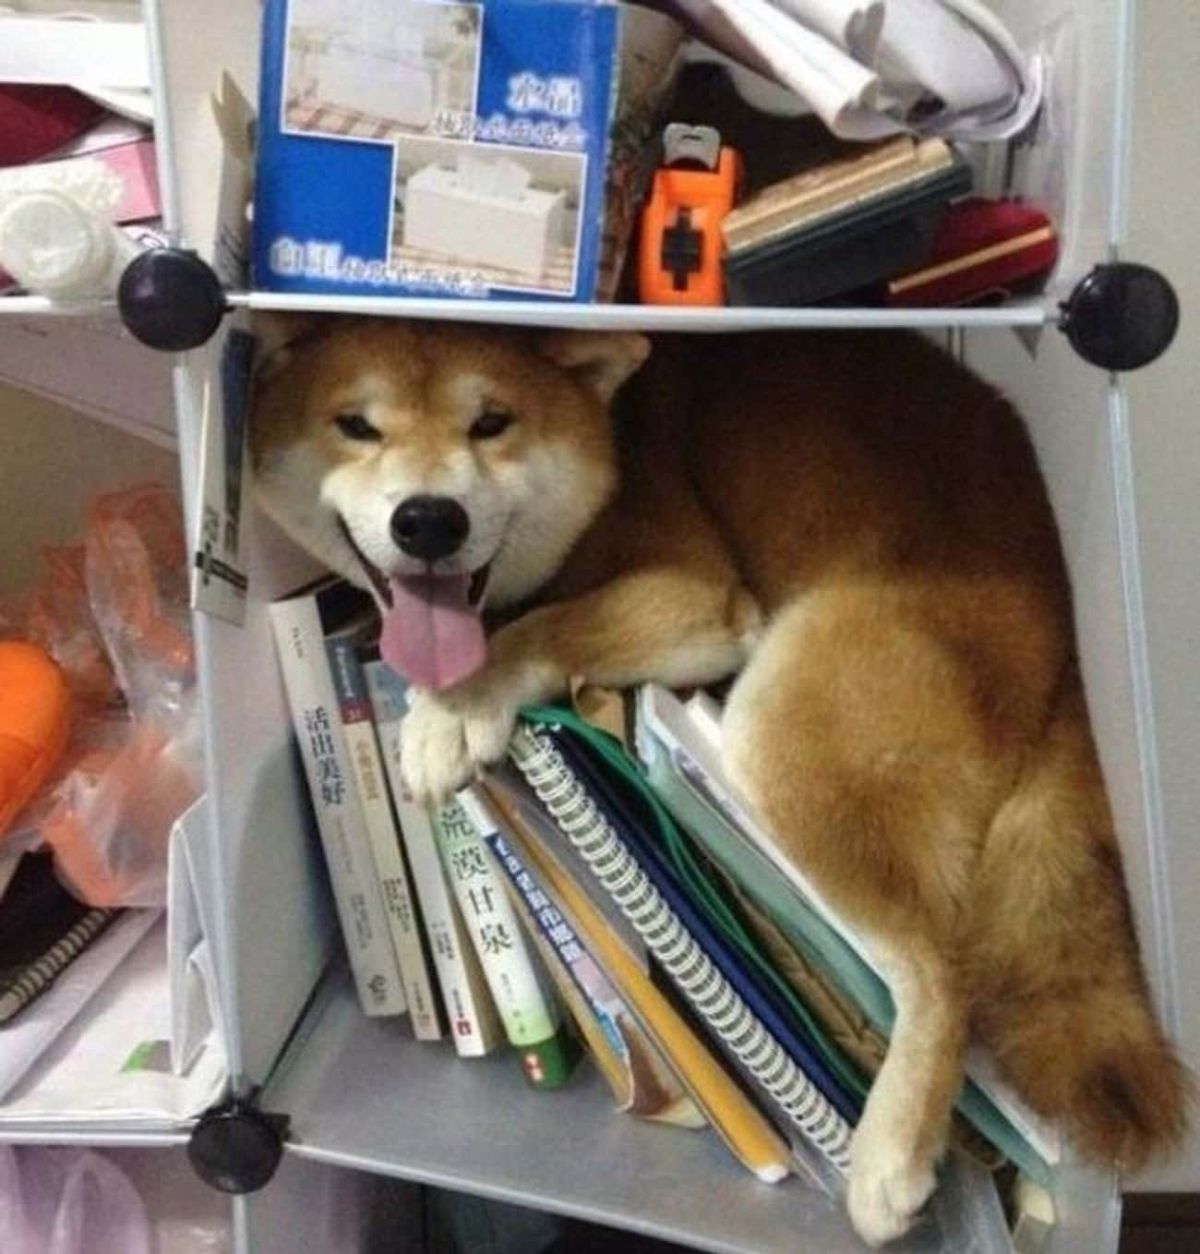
270,579 -> 1059,1203
269,580 -> 578,1087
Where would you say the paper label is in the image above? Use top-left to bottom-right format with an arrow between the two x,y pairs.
191,327 -> 252,623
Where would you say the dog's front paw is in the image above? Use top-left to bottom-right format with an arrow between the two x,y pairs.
846,1113 -> 937,1247
400,689 -> 516,804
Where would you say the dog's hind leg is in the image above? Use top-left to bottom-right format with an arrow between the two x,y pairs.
841,938 -> 965,1246
722,586 -> 1001,1246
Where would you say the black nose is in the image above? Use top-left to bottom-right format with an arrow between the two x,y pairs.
390,495 -> 470,562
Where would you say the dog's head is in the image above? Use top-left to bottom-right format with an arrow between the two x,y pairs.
250,316 -> 649,690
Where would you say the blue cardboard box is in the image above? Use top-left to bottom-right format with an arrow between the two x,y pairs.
254,0 -> 682,302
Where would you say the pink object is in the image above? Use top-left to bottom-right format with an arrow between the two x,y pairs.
86,136 -> 160,223
380,573 -> 487,692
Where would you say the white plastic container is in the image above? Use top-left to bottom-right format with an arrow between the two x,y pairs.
0,191 -> 141,302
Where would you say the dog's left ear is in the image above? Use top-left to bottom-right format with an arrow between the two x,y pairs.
537,331 -> 651,403
251,312 -> 326,385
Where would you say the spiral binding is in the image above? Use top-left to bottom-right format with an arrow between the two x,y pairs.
0,908 -> 119,1023
511,725 -> 854,1172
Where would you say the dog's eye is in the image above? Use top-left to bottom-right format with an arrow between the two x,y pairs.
469,407 -> 514,441
334,413 -> 382,442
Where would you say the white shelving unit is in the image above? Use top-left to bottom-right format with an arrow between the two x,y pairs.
2,0 -> 1194,1250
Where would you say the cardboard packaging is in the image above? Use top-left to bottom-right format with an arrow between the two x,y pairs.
254,0 -> 682,303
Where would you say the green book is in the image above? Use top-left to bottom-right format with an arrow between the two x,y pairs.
436,795 -> 580,1089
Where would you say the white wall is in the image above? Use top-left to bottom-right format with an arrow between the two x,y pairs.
1125,0 -> 1200,1194
0,383 -> 178,598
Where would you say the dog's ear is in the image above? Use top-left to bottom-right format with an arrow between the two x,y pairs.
251,312 -> 325,384
536,331 -> 651,403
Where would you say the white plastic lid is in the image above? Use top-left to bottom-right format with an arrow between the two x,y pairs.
0,190 -> 114,298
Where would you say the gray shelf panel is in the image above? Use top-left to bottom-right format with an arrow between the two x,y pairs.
268,970 -> 988,1254
230,290 -> 1050,333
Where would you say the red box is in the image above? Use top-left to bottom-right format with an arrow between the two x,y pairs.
886,197 -> 1058,307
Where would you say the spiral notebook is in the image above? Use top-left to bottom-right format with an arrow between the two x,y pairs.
548,721 -> 862,1125
0,853 -> 120,1026
508,720 -> 854,1176
0,801 -> 226,1125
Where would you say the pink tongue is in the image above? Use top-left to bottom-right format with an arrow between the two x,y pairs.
380,573 -> 486,691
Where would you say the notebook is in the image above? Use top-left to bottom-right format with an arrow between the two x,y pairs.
547,720 -> 862,1124
478,764 -> 793,1183
0,852 -> 120,1025
509,719 -> 854,1177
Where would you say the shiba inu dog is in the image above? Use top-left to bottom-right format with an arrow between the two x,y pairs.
251,317 -> 1188,1246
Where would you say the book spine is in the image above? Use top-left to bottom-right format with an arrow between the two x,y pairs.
268,599 -> 406,1016
364,665 -> 500,1058
465,791 -> 632,1074
512,724 -> 854,1173
438,796 -> 578,1089
328,643 -> 441,1040
485,832 -> 635,1111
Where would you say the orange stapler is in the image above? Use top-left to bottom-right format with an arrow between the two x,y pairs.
638,125 -> 742,306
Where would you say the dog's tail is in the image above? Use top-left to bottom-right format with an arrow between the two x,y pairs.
967,678 -> 1191,1172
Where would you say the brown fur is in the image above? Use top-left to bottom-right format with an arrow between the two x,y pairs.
252,320 -> 1189,1243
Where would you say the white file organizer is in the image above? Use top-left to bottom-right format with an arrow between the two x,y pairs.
305,12 -> 472,129
404,155 -> 566,275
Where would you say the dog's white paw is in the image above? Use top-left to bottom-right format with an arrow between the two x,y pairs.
400,689 -> 516,804
846,1114 -> 937,1247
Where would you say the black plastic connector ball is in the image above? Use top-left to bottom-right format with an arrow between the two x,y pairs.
187,1097 -> 289,1194
118,248 -> 227,352
1060,262 -> 1180,372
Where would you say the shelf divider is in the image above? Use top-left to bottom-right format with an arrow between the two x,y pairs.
230,291 -> 1052,333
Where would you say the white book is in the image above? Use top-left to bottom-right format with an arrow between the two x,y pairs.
268,585 -> 406,1017
330,644 -> 441,1041
439,793 -> 565,1084
366,664 -> 502,1058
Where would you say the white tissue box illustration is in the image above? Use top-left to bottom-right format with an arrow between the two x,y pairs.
403,155 -> 567,276
312,47 -> 437,127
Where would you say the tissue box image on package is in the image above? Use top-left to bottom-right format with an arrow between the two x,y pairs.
255,0 -> 683,301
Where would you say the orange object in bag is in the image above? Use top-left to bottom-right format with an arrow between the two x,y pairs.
0,642 -> 71,839
2,484 -> 199,906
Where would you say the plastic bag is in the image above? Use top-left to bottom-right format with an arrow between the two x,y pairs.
0,1146 -> 152,1254
1,483 -> 201,906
